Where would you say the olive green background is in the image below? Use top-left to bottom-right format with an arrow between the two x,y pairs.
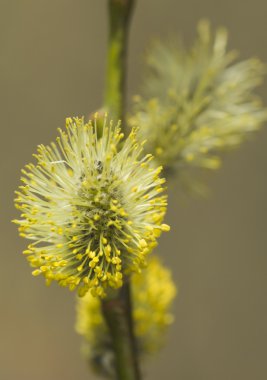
1,1 -> 267,379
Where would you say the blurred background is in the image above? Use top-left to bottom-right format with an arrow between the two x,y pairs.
1,1 -> 267,379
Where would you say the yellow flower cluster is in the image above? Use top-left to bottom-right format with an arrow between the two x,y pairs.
129,20 -> 267,177
14,116 -> 169,297
76,256 -> 176,375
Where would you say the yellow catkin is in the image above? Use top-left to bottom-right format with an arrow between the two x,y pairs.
14,116 -> 170,297
129,20 -> 267,182
76,256 -> 177,374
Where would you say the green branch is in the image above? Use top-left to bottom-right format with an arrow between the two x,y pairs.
104,0 -> 135,122
102,1 -> 140,380
102,280 -> 140,380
